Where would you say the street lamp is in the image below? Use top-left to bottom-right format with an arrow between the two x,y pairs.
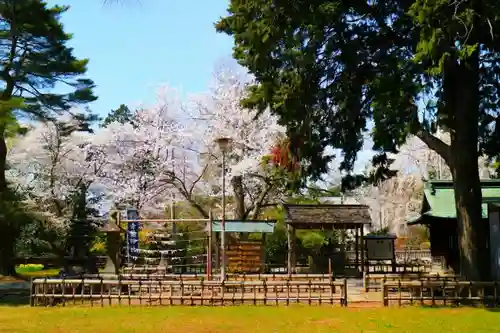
216,137 -> 232,280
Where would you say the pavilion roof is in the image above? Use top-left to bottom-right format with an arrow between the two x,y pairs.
283,204 -> 371,229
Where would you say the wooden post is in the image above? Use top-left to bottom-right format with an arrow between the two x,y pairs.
207,210 -> 213,280
355,227 -> 360,272
391,238 -> 397,273
340,228 -> 346,251
215,233 -> 220,272
287,223 -> 293,274
360,226 -> 365,274
261,233 -> 267,273
291,226 -> 296,273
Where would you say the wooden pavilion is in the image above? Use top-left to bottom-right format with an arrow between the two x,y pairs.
408,180 -> 500,275
283,204 -> 372,275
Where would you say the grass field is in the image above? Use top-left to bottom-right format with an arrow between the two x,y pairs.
0,306 -> 499,333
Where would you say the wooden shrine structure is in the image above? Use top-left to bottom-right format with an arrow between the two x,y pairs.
408,180 -> 500,274
209,220 -> 277,273
283,204 -> 372,275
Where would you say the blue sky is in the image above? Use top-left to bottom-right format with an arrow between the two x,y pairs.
48,0 -> 234,117
47,0 -> 373,175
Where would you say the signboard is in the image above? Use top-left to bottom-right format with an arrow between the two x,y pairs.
366,238 -> 395,261
126,208 -> 140,262
227,241 -> 263,273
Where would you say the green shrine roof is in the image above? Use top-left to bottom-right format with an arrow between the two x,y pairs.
408,180 -> 500,224
208,220 -> 277,233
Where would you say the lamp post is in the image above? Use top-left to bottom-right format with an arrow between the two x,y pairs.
216,137 -> 232,280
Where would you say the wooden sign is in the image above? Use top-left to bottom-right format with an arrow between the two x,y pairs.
366,238 -> 395,261
226,241 -> 263,273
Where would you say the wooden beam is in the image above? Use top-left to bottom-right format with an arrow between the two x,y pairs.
360,226 -> 365,274
215,233 -> 220,271
291,226 -> 296,273
261,234 -> 266,273
287,224 -> 293,274
355,226 -> 360,272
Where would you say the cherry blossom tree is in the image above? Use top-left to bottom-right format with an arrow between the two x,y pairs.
184,67 -> 287,220
351,130 -> 493,236
7,114 -> 106,257
93,87 -> 187,212
95,68 -> 288,220
352,175 -> 423,236
394,130 -> 494,180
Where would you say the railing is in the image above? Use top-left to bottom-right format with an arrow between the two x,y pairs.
31,278 -> 347,307
382,280 -> 500,306
363,273 -> 459,292
363,262 -> 432,274
122,264 -> 206,274
345,250 -> 432,263
80,273 -> 334,282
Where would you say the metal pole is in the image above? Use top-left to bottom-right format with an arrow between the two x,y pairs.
221,150 -> 226,280
171,197 -> 176,239
207,210 -> 213,280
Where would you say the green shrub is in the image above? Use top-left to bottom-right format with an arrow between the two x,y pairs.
15,263 -> 44,273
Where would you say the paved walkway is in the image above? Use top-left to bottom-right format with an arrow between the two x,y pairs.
346,279 -> 381,303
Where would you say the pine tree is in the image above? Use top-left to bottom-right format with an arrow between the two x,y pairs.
0,0 -> 97,275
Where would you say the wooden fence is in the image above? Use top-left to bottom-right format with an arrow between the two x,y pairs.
342,262 -> 433,276
345,250 -> 431,263
363,273 -> 459,292
31,278 -> 348,307
81,273 -> 334,282
382,280 -> 500,306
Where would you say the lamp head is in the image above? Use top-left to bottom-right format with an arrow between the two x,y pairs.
215,137 -> 232,152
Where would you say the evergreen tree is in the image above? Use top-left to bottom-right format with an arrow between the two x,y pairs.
101,104 -> 135,128
0,0 -> 96,275
217,0 -> 500,279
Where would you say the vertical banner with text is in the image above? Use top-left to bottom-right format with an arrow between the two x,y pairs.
126,208 -> 140,263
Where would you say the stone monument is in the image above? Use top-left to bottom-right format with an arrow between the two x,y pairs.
100,207 -> 124,274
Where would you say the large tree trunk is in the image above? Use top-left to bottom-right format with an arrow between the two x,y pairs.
0,134 -> 17,276
0,229 -> 16,276
231,175 -> 246,240
231,175 -> 245,221
450,152 -> 489,280
448,50 -> 490,281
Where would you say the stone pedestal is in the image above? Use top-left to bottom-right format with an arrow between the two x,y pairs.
101,226 -> 123,275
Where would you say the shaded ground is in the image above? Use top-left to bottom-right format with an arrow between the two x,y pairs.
0,279 -> 30,306
0,306 -> 498,333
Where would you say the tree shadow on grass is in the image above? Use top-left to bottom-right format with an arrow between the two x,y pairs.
0,278 -> 31,307
416,303 -> 500,312
0,293 -> 30,306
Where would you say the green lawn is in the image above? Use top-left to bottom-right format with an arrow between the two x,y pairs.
16,268 -> 60,278
0,306 -> 498,333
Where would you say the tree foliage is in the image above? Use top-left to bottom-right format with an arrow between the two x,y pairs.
217,0 -> 500,280
8,114 -> 104,259
0,0 -> 96,275
0,1 -> 96,120
93,69 -> 289,220
101,104 -> 134,128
